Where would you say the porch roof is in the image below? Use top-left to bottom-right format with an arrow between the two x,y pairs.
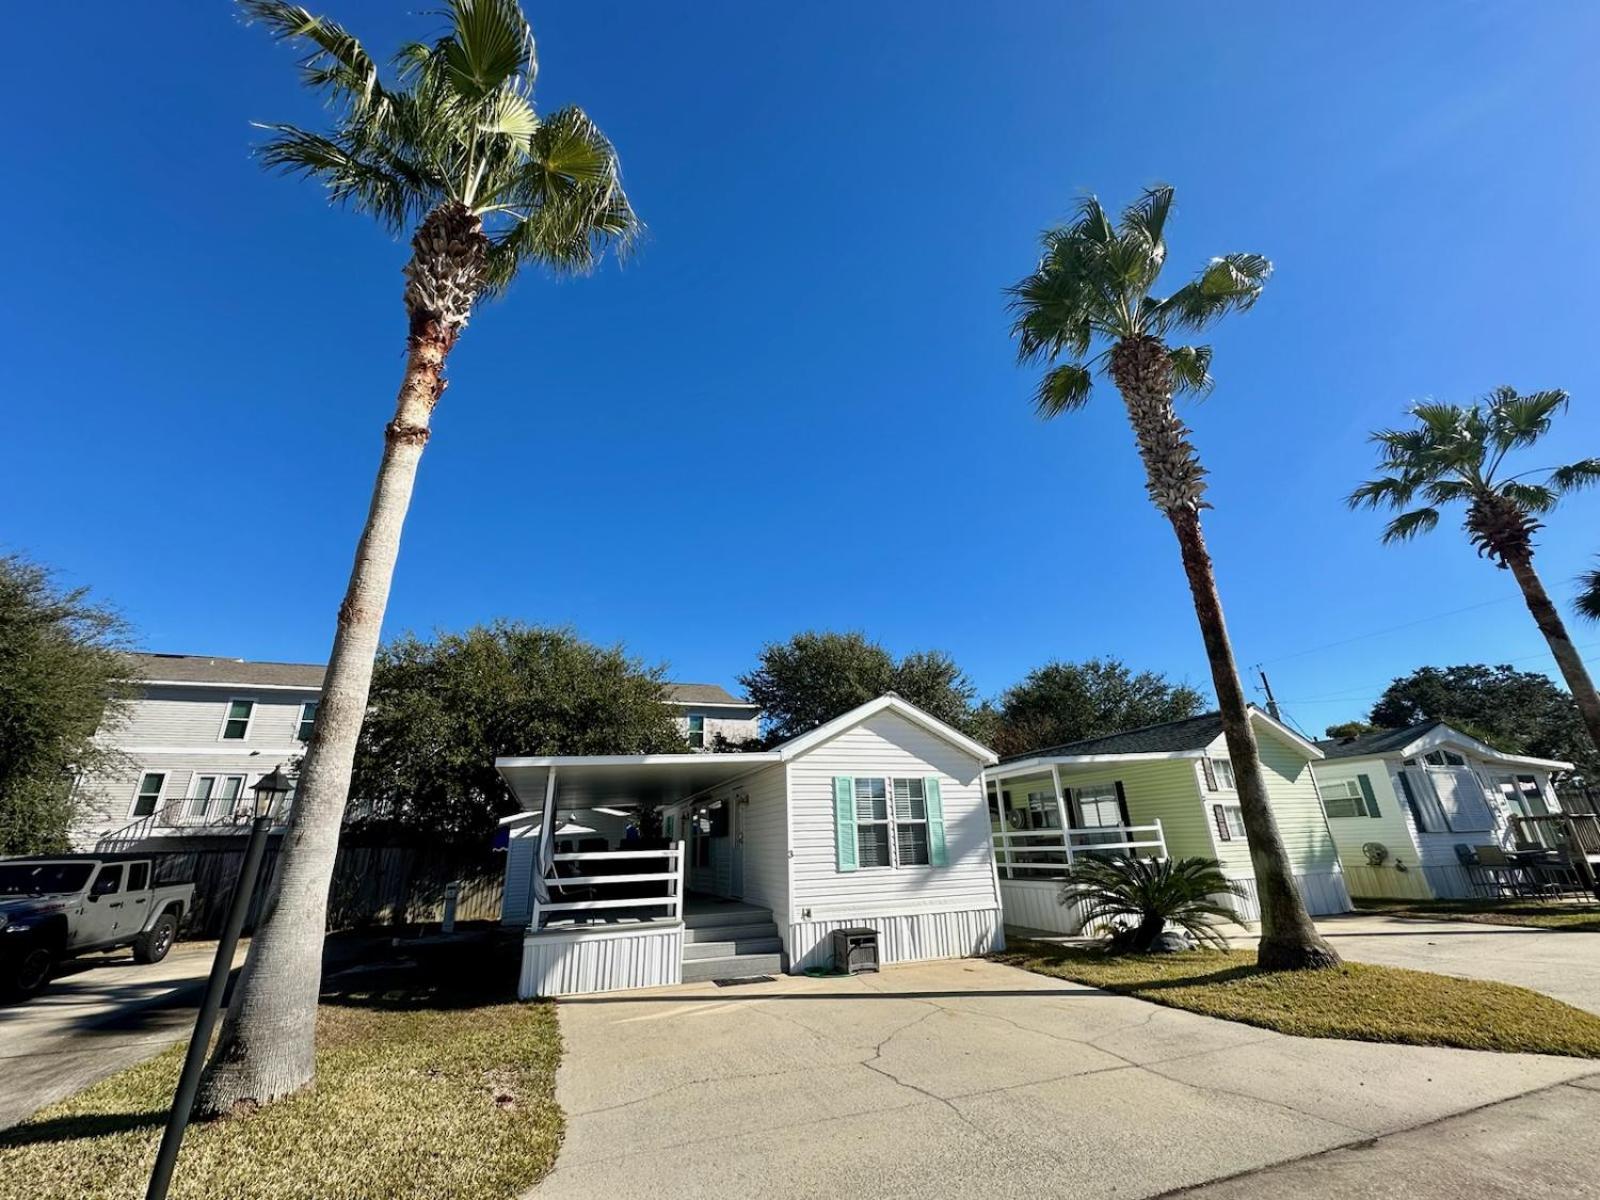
496,752 -> 780,810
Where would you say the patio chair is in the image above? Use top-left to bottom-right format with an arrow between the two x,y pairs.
1474,845 -> 1532,897
1454,844 -> 1496,898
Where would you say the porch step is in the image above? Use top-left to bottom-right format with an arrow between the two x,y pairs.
682,905 -> 772,930
683,935 -> 783,961
682,952 -> 784,983
684,920 -> 781,944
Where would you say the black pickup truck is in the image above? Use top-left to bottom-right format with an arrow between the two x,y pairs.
0,854 -> 195,1000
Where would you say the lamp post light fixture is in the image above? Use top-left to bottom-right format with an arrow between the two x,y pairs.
145,765 -> 290,1200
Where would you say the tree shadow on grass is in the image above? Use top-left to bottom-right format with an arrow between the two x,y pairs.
0,1109 -> 164,1150
319,941 -> 522,1012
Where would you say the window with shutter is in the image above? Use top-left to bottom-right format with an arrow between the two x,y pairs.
1213,804 -> 1231,840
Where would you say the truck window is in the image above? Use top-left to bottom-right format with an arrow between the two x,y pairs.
127,862 -> 150,890
91,865 -> 124,897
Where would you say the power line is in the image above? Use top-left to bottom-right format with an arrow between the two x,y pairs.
1253,595 -> 1519,668
1272,640 -> 1600,709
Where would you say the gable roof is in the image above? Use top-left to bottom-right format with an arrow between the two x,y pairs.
997,706 -> 1323,772
124,652 -> 325,690
1315,720 -> 1572,771
771,694 -> 998,764
662,682 -> 753,707
1314,721 -> 1441,760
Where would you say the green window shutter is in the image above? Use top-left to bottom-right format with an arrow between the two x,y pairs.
1356,774 -> 1380,818
924,777 -> 948,866
834,776 -> 858,872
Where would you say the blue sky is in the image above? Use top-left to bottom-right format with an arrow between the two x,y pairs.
5,2 -> 1600,734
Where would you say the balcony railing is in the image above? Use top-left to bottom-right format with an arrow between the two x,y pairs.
993,822 -> 1166,881
530,842 -> 686,930
96,795 -> 294,851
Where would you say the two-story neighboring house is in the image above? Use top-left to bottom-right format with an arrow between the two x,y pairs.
76,653 -> 325,851
77,658 -> 762,851
664,683 -> 762,749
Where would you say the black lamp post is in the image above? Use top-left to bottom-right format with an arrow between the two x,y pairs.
145,765 -> 290,1200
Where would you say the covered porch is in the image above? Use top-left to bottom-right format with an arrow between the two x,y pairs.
495,751 -> 784,996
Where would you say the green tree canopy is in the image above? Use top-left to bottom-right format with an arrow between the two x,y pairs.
1323,720 -> 1377,740
1367,663 -> 1596,778
0,556 -> 132,854
348,622 -> 687,842
986,658 -> 1205,759
738,631 -> 977,746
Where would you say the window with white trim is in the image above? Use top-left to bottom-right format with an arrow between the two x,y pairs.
220,699 -> 254,741
1024,790 -> 1061,829
894,778 -> 931,866
1323,778 -> 1369,818
1423,750 -> 1467,767
132,772 -> 166,817
1074,784 -> 1124,829
297,701 -> 319,742
854,777 -> 934,869
189,774 -> 245,820
1208,757 -> 1237,790
1216,805 -> 1247,839
686,713 -> 706,750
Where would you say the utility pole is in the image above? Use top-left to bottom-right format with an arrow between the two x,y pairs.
1256,667 -> 1283,722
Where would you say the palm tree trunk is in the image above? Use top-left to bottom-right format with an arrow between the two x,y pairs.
1505,551 -> 1600,756
193,317 -> 455,1116
1166,505 -> 1340,970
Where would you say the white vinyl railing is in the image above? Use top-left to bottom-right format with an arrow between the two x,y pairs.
992,821 -> 1166,880
529,841 -> 686,929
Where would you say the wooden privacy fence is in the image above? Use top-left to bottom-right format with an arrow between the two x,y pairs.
151,842 -> 504,939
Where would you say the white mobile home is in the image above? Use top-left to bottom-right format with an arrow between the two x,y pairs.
1311,720 -> 1574,900
497,695 -> 1004,997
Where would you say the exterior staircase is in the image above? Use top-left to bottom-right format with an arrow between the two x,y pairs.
681,903 -> 784,983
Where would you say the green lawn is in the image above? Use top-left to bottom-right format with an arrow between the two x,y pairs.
996,939 -> 1600,1057
0,947 -> 563,1200
1354,896 -> 1600,932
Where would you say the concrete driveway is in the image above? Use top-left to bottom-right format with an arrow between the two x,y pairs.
1312,913 -> 1600,1015
529,958 -> 1598,1200
0,941 -> 241,1130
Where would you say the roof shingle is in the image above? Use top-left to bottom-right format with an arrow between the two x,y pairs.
125,652 -> 326,689
1001,711 -> 1227,762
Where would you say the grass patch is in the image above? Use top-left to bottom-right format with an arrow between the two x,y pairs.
1354,896 -> 1600,932
0,946 -> 563,1200
996,939 -> 1600,1057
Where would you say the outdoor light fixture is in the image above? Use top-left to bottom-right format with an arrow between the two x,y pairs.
146,765 -> 291,1200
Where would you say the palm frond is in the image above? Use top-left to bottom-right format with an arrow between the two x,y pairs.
1168,344 -> 1213,395
239,1 -> 386,118
1499,481 -> 1560,514
255,123 -> 428,232
1057,855 -> 1244,952
1347,475 -> 1416,510
1033,362 -> 1095,417
1550,458 -> 1600,493
1381,507 -> 1441,543
1576,561 -> 1600,624
1147,253 -> 1271,335
442,0 -> 534,104
1120,184 -> 1174,251
1484,386 -> 1568,454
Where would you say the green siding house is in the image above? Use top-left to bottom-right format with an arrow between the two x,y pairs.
985,708 -> 1350,933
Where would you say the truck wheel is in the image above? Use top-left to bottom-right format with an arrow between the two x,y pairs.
5,949 -> 54,1000
133,914 -> 177,964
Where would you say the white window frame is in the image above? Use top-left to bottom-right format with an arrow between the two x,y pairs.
188,773 -> 246,821
1208,757 -> 1237,791
1074,783 -> 1125,830
1219,805 -> 1247,839
130,771 -> 167,818
686,713 -> 706,750
893,777 -> 931,867
853,776 -> 932,870
1023,790 -> 1061,830
296,700 -> 319,743
1322,778 -> 1368,819
219,698 -> 256,742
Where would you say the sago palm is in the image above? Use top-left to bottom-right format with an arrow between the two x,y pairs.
1349,389 -> 1600,760
1007,185 -> 1339,970
1059,855 -> 1245,952
198,0 -> 637,1116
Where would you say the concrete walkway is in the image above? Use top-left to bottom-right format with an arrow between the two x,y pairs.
0,941 -> 242,1130
528,958 -> 1598,1200
1311,913 -> 1600,1015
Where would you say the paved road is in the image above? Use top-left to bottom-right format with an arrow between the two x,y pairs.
1311,913 -> 1600,1015
527,957 -> 1598,1200
0,941 -> 242,1130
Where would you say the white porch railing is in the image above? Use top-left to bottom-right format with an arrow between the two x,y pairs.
529,841 -> 686,930
992,822 -> 1166,881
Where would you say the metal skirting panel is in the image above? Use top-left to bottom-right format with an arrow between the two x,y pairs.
1421,864 -> 1481,900
519,922 -> 684,998
1341,862 -> 1436,901
786,907 -> 1004,973
1227,870 -> 1353,921
998,879 -> 1077,934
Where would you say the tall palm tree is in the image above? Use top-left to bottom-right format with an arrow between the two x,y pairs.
197,0 -> 637,1116
1350,388 -> 1600,757
1007,186 -> 1339,971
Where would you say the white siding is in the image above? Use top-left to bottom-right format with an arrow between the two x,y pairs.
787,908 -> 1003,972
502,838 -> 534,925
1309,758 -> 1424,899
519,923 -> 683,998
787,710 -> 1000,923
735,764 -> 789,919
